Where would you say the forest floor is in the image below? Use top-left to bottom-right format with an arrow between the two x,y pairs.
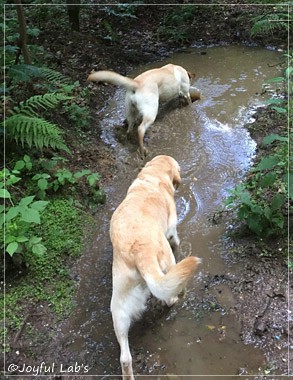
4,3 -> 291,379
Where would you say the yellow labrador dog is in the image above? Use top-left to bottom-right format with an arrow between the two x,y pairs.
110,155 -> 201,379
88,64 -> 195,158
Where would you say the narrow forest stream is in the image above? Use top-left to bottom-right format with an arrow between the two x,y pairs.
61,45 -> 282,379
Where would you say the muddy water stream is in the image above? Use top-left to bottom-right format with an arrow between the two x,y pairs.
62,46 -> 282,378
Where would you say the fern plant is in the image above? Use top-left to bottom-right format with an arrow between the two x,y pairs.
4,92 -> 72,152
251,7 -> 290,36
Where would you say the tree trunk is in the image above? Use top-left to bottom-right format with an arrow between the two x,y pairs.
66,0 -> 81,32
15,0 -> 31,64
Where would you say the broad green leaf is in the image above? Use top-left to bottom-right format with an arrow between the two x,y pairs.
251,204 -> 262,214
272,216 -> 284,229
5,206 -> 19,221
6,242 -> 18,256
19,195 -> 35,207
74,169 -> 91,179
263,98 -> 284,105
262,134 -> 288,145
16,236 -> 29,243
24,155 -> 33,170
254,155 -> 279,171
20,208 -> 40,224
239,191 -> 251,205
271,194 -> 286,211
260,172 -> 277,188
88,173 -> 101,187
0,188 -> 11,198
286,66 -> 293,79
31,200 -> 48,212
263,207 -> 271,220
271,106 -> 287,114
38,178 -> 48,191
29,236 -> 42,245
5,175 -> 21,186
14,160 -> 25,171
247,214 -> 262,235
32,243 -> 46,255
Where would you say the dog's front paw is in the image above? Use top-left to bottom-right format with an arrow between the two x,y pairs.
166,296 -> 178,307
137,146 -> 148,159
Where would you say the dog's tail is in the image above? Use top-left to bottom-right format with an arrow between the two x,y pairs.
87,71 -> 138,92
138,256 -> 201,306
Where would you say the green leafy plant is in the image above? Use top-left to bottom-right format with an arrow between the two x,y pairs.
1,198 -> 89,353
157,6 -> 196,44
62,102 -> 92,131
262,50 -> 292,114
10,154 -> 103,202
225,133 -> 290,237
1,168 -> 48,257
32,165 -> 101,200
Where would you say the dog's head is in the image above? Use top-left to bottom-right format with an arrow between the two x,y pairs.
145,155 -> 181,190
188,72 -> 196,84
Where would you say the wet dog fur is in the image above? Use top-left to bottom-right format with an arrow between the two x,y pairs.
109,155 -> 201,379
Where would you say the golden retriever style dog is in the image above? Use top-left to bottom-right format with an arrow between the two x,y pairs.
87,64 -> 195,158
110,155 -> 201,379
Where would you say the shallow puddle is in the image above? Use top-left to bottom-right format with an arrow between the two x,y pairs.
62,45 -> 282,378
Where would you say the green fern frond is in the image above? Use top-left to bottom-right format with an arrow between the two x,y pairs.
4,115 -> 70,153
7,64 -> 71,86
251,13 -> 289,36
8,64 -> 44,82
8,93 -> 73,117
40,67 -> 71,85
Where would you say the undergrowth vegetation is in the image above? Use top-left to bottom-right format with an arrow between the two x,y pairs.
1,3 -> 104,354
2,198 -> 88,353
224,14 -> 291,244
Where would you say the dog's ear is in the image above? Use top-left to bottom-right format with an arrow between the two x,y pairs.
173,168 -> 181,190
188,72 -> 196,82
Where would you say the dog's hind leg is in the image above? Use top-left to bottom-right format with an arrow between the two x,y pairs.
137,113 -> 157,158
112,309 -> 134,380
